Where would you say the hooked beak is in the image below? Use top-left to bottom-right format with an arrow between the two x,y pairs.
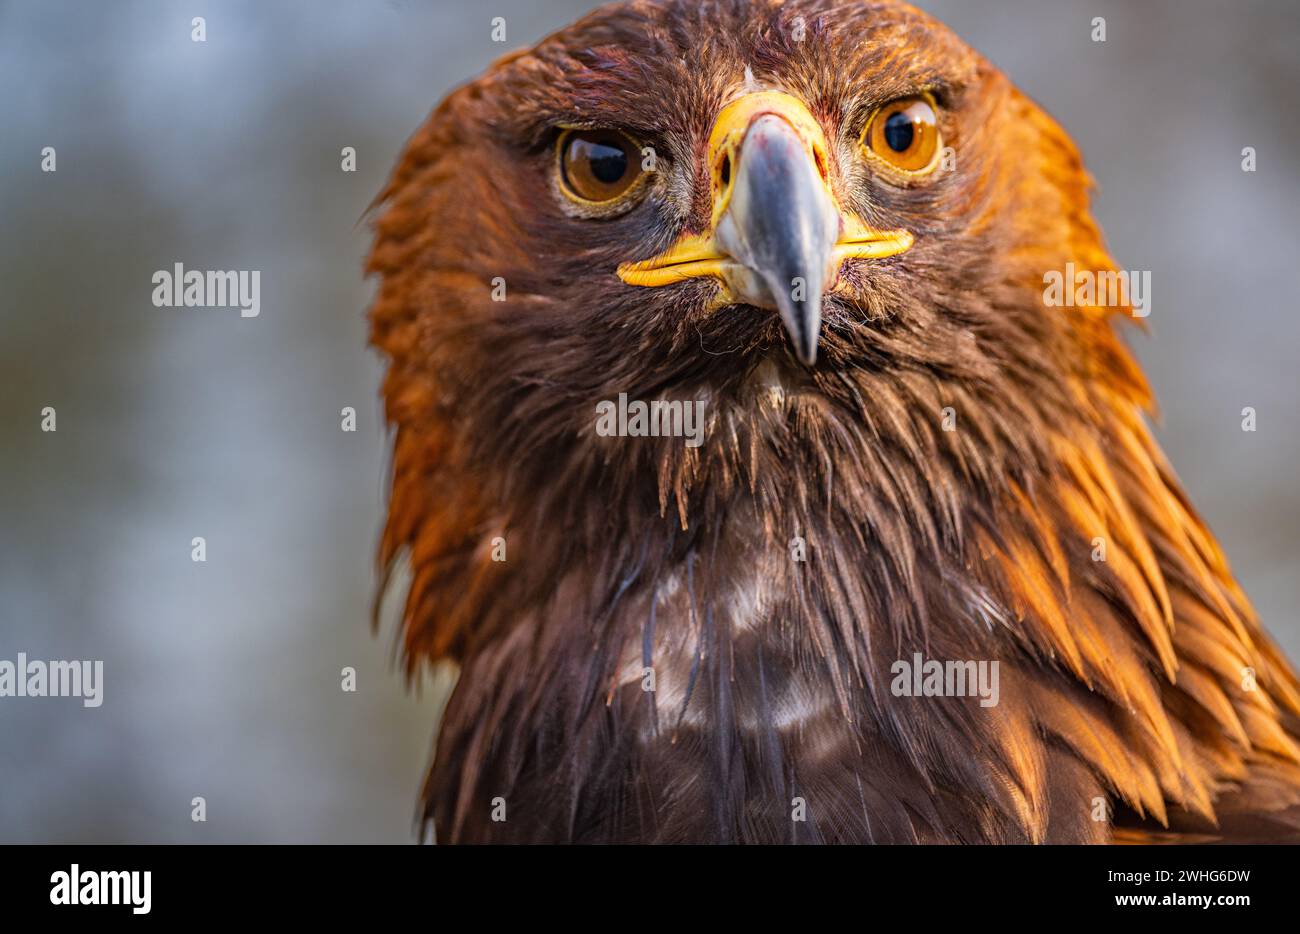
617,91 -> 913,365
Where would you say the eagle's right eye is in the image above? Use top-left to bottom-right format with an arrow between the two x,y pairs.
558,129 -> 643,204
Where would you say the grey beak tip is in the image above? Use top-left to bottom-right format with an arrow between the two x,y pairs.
772,292 -> 821,367
795,338 -> 818,366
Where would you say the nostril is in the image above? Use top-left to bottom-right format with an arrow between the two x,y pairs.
813,147 -> 828,181
719,152 -> 731,187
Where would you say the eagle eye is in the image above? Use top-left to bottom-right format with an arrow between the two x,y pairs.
863,96 -> 941,174
557,129 -> 644,205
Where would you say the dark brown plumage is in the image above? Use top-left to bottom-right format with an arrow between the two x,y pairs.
366,0 -> 1300,843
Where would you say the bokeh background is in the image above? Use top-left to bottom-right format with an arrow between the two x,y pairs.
1,0 -> 1296,843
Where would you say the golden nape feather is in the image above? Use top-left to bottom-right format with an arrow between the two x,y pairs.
366,0 -> 1300,844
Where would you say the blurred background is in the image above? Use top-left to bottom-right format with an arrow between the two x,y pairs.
0,0 -> 1296,842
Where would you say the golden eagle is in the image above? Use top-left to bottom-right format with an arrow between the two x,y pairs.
366,0 -> 1300,843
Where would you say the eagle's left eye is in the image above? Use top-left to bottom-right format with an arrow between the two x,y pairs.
863,95 -> 941,174
557,129 -> 644,205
